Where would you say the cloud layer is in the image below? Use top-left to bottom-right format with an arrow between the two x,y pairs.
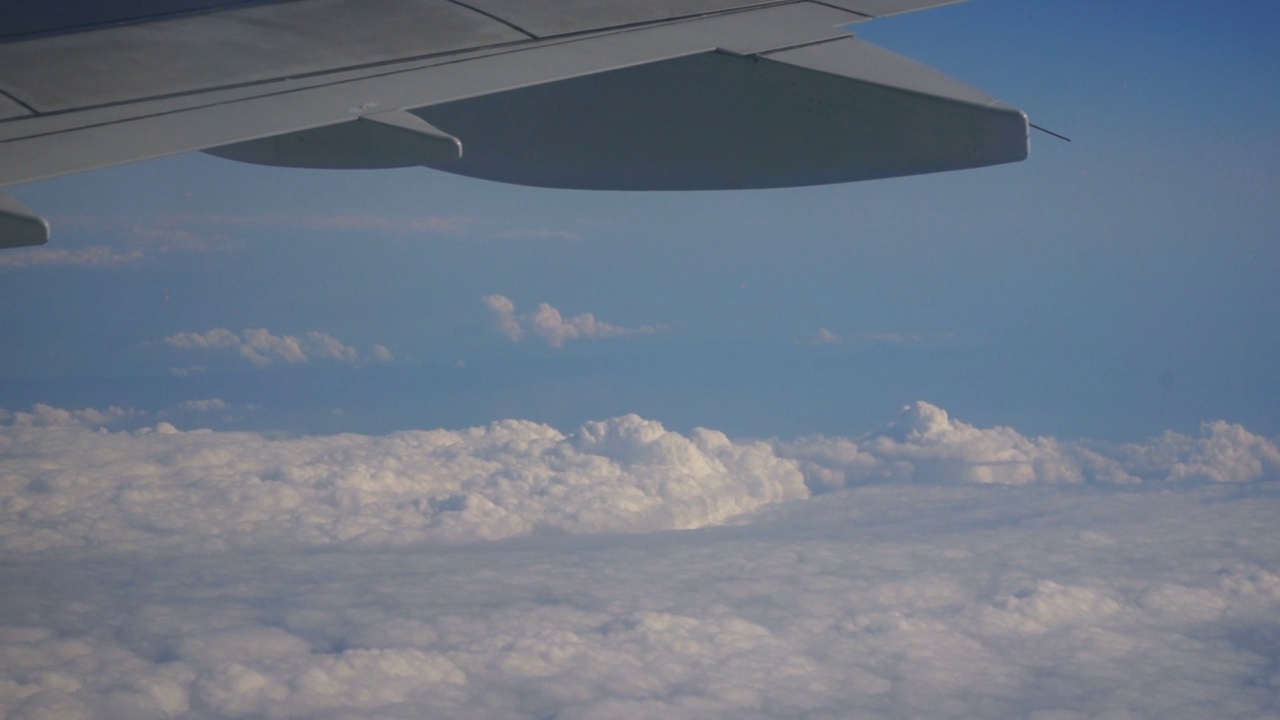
1,403 -> 1277,719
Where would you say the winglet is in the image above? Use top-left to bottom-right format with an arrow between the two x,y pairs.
0,194 -> 49,249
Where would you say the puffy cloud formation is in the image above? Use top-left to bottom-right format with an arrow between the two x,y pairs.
1,403 -> 134,429
482,294 -> 524,341
482,294 -> 666,347
163,328 -> 386,366
1,403 -> 1277,719
0,412 -> 806,554
777,401 -> 1280,490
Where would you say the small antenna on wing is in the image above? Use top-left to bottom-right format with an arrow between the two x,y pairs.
1030,123 -> 1071,142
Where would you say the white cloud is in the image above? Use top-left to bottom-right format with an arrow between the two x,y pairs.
775,401 -> 1280,490
1114,421 -> 1280,483
239,328 -> 308,365
165,329 -> 240,350
482,294 -> 524,341
1,403 -> 1277,719
0,245 -> 147,270
163,328 -> 380,367
483,295 -> 666,348
178,398 -> 229,413
0,411 -> 807,554
2,403 -> 134,429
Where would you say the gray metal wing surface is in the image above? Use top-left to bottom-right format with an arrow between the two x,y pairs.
0,0 -> 1027,247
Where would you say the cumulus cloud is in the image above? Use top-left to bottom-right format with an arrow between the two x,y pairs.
0,411 -> 807,554
1,403 -> 1277,719
163,328 -> 387,367
482,294 -> 524,341
483,295 -> 666,348
1,403 -> 135,429
166,329 -> 240,350
776,401 -> 1280,490
2,401 -> 1275,556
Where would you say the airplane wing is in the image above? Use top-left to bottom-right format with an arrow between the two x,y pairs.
0,0 -> 1028,248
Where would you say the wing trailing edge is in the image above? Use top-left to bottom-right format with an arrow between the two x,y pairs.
210,35 -> 1027,190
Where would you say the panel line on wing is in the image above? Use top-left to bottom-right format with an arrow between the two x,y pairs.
441,0 -> 538,39
0,89 -> 35,119
806,1 -> 872,20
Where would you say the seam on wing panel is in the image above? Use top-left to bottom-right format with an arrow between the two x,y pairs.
805,1 -> 871,19
449,1 -> 807,43
0,88 -> 37,116
0,35 -> 540,124
747,34 -> 853,57
440,0 -> 537,39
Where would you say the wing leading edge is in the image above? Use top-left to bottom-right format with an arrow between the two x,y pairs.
0,0 -> 1027,247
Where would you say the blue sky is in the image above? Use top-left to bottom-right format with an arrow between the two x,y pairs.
2,0 -> 1278,440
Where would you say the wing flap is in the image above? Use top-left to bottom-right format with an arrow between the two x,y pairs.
410,35 -> 1027,189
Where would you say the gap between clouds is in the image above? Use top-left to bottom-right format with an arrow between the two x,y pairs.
163,328 -> 393,367
483,294 -> 668,348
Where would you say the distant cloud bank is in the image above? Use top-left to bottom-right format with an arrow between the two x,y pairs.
483,294 -> 667,347
2,401 -> 1275,556
1,403 -> 1277,719
163,328 -> 391,366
